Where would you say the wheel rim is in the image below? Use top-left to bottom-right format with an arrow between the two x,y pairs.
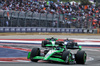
66,54 -> 71,64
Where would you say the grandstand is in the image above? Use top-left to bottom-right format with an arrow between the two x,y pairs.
0,0 -> 100,32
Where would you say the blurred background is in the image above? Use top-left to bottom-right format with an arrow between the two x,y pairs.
0,0 -> 100,33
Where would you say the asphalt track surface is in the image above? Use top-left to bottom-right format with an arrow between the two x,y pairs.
0,34 -> 100,66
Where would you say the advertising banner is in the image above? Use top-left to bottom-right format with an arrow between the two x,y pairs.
61,28 -> 66,33
31,28 -> 37,32
0,28 -> 4,32
36,28 -> 42,32
41,28 -> 47,32
21,28 -> 26,32
26,28 -> 32,32
16,28 -> 21,32
5,28 -> 10,32
10,28 -> 16,32
56,28 -> 61,33
47,28 -> 52,32
51,28 -> 57,33
66,29 -> 70,33
0,27 -> 86,33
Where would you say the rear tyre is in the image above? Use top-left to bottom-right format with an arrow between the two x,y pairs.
30,48 -> 40,62
41,40 -> 47,47
76,51 -> 87,64
62,51 -> 71,64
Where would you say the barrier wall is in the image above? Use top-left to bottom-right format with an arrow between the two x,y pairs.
0,27 -> 94,33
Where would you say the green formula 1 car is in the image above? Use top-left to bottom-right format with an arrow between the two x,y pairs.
27,37 -> 87,64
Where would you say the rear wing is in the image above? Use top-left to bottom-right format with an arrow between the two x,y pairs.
45,38 -> 58,41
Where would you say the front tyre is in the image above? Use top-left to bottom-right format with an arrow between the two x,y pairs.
76,51 -> 87,64
62,51 -> 71,64
30,48 -> 40,62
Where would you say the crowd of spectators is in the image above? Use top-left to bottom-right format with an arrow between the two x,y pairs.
0,0 -> 100,28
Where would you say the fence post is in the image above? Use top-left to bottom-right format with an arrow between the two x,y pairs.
90,17 -> 93,29
82,16 -> 85,28
57,14 -> 60,28
3,11 -> 6,27
11,12 -> 14,27
24,12 -> 27,27
17,12 -> 20,27
46,13 -> 48,27
0,15 -> 1,26
63,14 -> 65,28
31,12 -> 34,27
52,13 -> 54,27
39,13 -> 41,27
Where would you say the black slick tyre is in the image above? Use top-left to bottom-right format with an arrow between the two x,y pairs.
41,40 -> 47,47
76,51 -> 87,64
62,51 -> 71,64
30,48 -> 40,62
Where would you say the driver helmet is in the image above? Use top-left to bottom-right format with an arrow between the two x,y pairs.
51,36 -> 54,39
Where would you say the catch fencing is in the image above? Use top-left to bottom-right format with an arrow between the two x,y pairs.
0,10 -> 99,33
0,10 -> 93,28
